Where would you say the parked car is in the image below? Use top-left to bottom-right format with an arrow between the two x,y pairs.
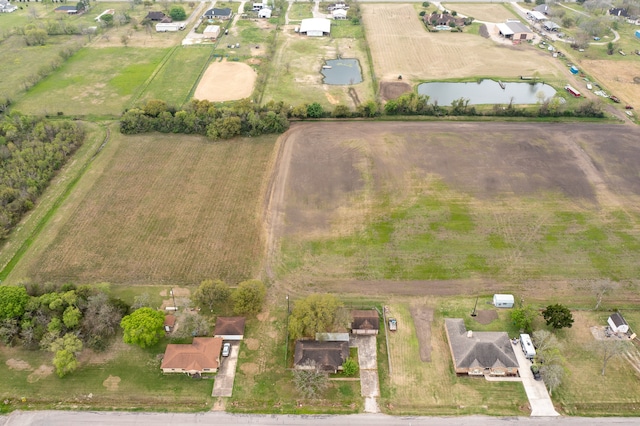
388,318 -> 397,331
530,364 -> 542,381
222,342 -> 231,357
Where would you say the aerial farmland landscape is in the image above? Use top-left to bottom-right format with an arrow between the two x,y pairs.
1,0 -> 640,422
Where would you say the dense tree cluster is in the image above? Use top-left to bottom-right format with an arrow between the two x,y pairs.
120,99 -> 290,140
0,113 -> 85,240
0,283 -> 130,377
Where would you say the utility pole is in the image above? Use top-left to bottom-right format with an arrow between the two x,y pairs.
471,297 -> 478,317
284,295 -> 290,368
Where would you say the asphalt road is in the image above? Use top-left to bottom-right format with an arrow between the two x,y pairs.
3,411 -> 640,426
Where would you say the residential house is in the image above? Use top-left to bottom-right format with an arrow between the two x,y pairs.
425,12 -> 465,27
444,318 -> 519,377
146,11 -> 172,22
533,4 -> 550,15
294,340 -> 349,373
258,8 -> 272,18
161,337 -> 223,374
332,9 -> 347,20
214,317 -> 246,340
164,314 -> 176,333
204,8 -> 233,20
543,20 -> 561,32
351,310 -> 379,335
0,0 -> 18,13
328,3 -> 349,11
609,7 -> 629,18
608,312 -> 630,334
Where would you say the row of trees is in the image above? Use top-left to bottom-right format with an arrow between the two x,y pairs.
0,113 -> 85,240
192,279 -> 267,315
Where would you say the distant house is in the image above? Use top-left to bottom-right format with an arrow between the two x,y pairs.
55,5 -> 79,14
497,20 -> 534,41
332,9 -> 347,20
258,8 -> 272,18
328,3 -> 349,11
146,11 -> 171,22
164,314 -> 176,333
204,8 -> 233,20
444,318 -> 519,377
608,312 -> 630,334
533,4 -> 550,15
351,310 -> 379,335
294,340 -> 349,373
252,2 -> 266,11
543,21 -> 561,32
214,317 -> 245,340
161,337 -> 223,375
609,7 -> 629,18
0,0 -> 18,13
425,12 -> 465,27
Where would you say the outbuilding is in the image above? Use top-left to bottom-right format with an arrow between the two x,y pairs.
543,21 -> 560,32
492,294 -> 514,308
203,25 -> 221,39
332,9 -> 347,20
214,316 -> 245,340
258,8 -> 272,18
299,18 -> 331,37
497,20 -> 534,41
608,312 -> 629,334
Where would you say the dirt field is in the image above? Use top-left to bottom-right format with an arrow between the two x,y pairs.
12,132 -> 276,286
379,81 -> 412,101
580,60 -> 640,111
266,121 -> 640,300
441,3 -> 518,23
194,60 -> 257,102
410,306 -> 434,362
361,4 -> 561,82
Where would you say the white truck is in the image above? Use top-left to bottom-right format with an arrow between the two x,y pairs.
155,22 -> 186,32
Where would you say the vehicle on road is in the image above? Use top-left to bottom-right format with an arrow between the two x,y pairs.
222,342 -> 231,357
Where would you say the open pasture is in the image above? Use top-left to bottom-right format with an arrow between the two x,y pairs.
271,122 -> 640,299
581,58 -> 640,111
441,3 -> 518,23
13,47 -> 168,116
8,131 -> 275,286
361,4 -> 561,82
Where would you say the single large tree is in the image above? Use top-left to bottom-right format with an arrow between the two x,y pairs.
0,286 -> 30,321
289,294 -> 342,341
48,333 -> 83,378
591,279 -> 619,310
231,280 -> 266,315
510,304 -> 537,334
292,360 -> 329,399
193,279 -> 230,312
169,5 -> 187,20
120,307 -> 165,348
542,304 -> 574,330
593,339 -> 629,376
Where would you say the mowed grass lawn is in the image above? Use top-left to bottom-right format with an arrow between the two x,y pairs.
6,131 -> 276,286
13,47 -> 169,116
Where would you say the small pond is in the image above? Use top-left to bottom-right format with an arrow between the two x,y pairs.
321,58 -> 363,85
417,80 -> 557,105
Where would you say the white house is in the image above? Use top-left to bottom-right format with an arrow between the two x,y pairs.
299,18 -> 331,37
608,312 -> 629,334
332,9 -> 347,20
258,8 -> 272,18
493,294 -> 515,308
0,0 -> 18,13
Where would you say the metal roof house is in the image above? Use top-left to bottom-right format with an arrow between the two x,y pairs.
444,318 -> 519,376
299,18 -> 331,37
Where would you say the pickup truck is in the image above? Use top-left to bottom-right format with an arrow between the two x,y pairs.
388,318 -> 397,331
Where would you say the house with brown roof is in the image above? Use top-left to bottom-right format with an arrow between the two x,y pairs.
164,314 -> 176,333
294,340 -> 349,373
146,11 -> 172,22
161,337 -> 223,374
351,310 -> 379,335
424,12 -> 465,27
214,317 -> 246,340
444,318 -> 519,377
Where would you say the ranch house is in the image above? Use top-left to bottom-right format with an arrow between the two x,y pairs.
425,12 -> 465,27
294,340 -> 349,373
55,5 -> 79,14
204,8 -> 233,20
146,11 -> 171,22
161,337 -> 223,375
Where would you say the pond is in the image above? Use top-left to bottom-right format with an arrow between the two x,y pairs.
417,80 -> 557,106
321,58 -> 363,85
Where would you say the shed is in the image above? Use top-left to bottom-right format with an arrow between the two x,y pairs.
258,8 -> 272,18
526,11 -> 546,21
492,294 -> 514,308
499,20 -> 533,41
543,21 -> 560,32
608,312 -> 629,334
214,316 -> 245,340
164,314 -> 176,332
299,18 -> 331,37
351,309 -> 379,335
203,25 -> 221,39
332,9 -> 347,20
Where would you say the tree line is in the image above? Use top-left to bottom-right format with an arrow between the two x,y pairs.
0,113 -> 85,241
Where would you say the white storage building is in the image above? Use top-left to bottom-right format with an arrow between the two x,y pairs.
299,18 -> 331,37
493,294 -> 515,308
203,25 -> 221,39
608,312 -> 629,334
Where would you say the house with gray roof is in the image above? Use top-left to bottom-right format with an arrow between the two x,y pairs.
444,318 -> 519,377
294,340 -> 349,373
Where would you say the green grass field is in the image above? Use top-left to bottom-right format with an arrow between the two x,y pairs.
288,3 -> 314,21
13,47 -> 168,116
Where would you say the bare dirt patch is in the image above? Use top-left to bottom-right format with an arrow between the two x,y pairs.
103,375 -> 121,391
240,362 -> 259,375
159,287 -> 191,297
6,359 -> 32,371
194,60 -> 257,102
474,310 -> 498,325
27,365 -> 54,383
245,338 -> 260,350
362,4 -> 560,82
410,306 -> 434,362
581,60 -> 640,112
379,81 -> 412,101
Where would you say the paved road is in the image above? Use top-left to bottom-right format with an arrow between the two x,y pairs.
4,411 -> 640,425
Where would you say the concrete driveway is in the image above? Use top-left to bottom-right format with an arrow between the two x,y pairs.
350,335 -> 380,413
212,342 -> 239,397
513,342 -> 560,417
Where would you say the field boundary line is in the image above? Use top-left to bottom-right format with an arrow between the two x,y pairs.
127,46 -> 179,109
0,123 -> 111,281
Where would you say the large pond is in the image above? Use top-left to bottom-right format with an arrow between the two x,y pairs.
321,58 -> 363,85
417,80 -> 557,105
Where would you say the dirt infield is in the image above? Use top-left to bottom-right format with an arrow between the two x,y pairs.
194,61 -> 257,102
361,4 -> 561,82
410,306 -> 434,362
379,81 -> 412,101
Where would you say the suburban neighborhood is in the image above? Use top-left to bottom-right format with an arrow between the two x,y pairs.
1,0 -> 640,422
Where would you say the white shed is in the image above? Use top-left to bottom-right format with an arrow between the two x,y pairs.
332,9 -> 347,20
258,8 -> 272,18
493,294 -> 515,308
203,25 -> 221,39
608,312 -> 629,334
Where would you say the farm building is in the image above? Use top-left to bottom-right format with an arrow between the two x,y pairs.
204,8 -> 233,20
444,318 -> 519,377
203,25 -> 221,39
214,316 -> 245,340
533,4 -> 550,15
299,18 -> 331,36
497,20 -> 534,41
294,340 -> 349,373
608,312 -> 630,334
55,5 -> 79,14
258,8 -> 272,18
146,11 -> 171,22
543,21 -> 560,32
526,10 -> 546,22
351,310 -> 379,335
161,337 -> 223,375
492,294 -> 514,308
164,314 -> 176,332
332,9 -> 347,20
0,0 -> 17,13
